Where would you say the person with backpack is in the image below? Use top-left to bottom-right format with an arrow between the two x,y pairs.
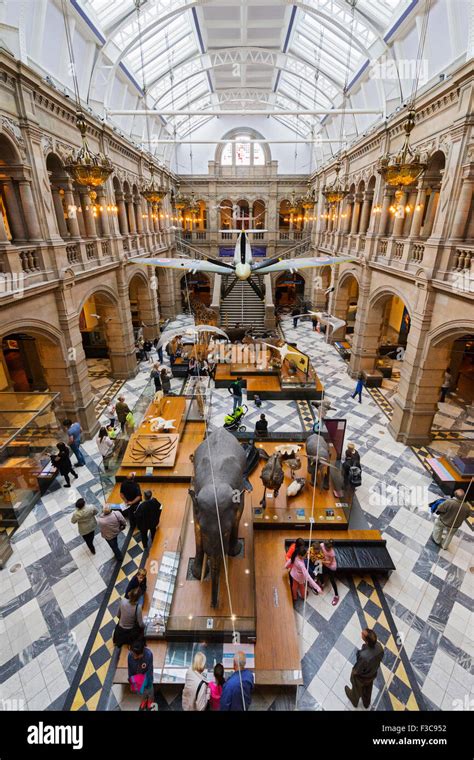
128,638 -> 155,711
229,377 -> 243,413
51,442 -> 78,488
97,505 -> 126,561
182,652 -> 210,711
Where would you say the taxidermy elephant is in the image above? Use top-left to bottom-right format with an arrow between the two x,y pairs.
188,428 -> 248,608
305,433 -> 330,490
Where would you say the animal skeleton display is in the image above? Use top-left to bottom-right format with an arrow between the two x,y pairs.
148,417 -> 176,432
260,452 -> 285,509
125,435 -> 179,466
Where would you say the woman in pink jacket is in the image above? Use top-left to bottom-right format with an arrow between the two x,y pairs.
285,545 -> 322,602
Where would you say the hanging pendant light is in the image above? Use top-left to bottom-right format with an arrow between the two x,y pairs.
187,191 -> 200,217
173,184 -> 189,211
322,162 -> 348,205
300,183 -> 316,211
141,163 -> 167,204
378,110 -> 426,188
288,190 -> 299,215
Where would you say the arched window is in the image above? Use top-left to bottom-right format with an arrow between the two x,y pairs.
218,130 -> 269,167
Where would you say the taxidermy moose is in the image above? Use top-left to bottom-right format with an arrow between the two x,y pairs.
188,429 -> 250,607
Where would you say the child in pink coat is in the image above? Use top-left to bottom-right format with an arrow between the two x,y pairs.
285,545 -> 323,601
209,663 -> 225,710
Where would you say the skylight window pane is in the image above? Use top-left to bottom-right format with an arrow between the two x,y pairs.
235,142 -> 251,166
221,143 -> 233,165
253,143 -> 265,165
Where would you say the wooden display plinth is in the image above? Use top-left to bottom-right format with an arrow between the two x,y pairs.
248,441 -> 349,530
163,492 -> 256,642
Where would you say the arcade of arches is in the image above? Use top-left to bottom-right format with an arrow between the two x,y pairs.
0,1 -> 472,721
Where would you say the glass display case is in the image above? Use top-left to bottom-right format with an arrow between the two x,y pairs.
0,392 -> 61,528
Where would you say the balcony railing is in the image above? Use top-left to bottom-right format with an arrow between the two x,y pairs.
451,246 -> 473,272
377,238 -> 388,256
19,248 -> 41,273
411,243 -> 425,263
66,244 -> 79,264
393,241 -> 404,259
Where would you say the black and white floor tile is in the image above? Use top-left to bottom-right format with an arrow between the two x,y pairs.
1,314 -> 472,712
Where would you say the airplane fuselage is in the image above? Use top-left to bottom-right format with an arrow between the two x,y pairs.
233,231 -> 253,279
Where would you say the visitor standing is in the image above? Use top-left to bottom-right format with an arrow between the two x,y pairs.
134,490 -> 162,549
319,540 -> 339,606
220,652 -> 254,711
126,568 -> 147,603
52,442 -> 78,488
150,363 -> 162,394
128,638 -> 155,710
113,587 -> 145,647
97,505 -> 126,561
62,418 -> 85,467
431,489 -> 472,549
106,402 -> 116,428
351,373 -> 364,404
342,443 -> 361,488
96,426 -> 115,470
229,377 -> 243,413
209,663 -> 226,711
292,306 -> 299,328
160,367 -> 171,395
115,396 -> 131,433
120,473 -> 142,528
345,629 -> 384,709
182,652 -> 210,711
440,367 -> 452,402
154,337 -> 164,364
285,545 -> 322,601
71,498 -> 98,555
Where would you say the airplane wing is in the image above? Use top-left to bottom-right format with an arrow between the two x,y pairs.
254,256 -> 355,274
130,256 -> 234,275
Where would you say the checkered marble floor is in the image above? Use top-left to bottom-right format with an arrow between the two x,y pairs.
1,314 -> 472,713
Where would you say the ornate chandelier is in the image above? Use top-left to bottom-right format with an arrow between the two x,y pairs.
288,190 -> 300,215
64,112 -> 114,189
322,162 -> 348,205
186,191 -> 200,217
173,185 -> 189,211
378,110 -> 426,188
300,184 -> 316,210
141,164 -> 167,204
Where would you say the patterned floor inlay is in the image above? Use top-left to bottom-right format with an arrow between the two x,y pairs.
1,314 -> 472,712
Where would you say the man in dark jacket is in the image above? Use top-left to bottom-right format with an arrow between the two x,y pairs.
345,628 -> 384,708
229,377 -> 243,413
120,474 -> 142,529
220,651 -> 254,711
134,489 -> 162,549
432,489 -> 472,549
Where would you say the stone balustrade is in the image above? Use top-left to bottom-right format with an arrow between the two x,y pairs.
451,246 -> 473,272
411,243 -> 425,263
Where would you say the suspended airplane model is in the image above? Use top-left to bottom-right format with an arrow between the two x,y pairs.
131,228 -> 354,282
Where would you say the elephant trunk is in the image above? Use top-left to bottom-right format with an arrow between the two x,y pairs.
210,554 -> 222,608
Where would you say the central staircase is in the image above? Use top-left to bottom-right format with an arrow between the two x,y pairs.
220,275 -> 265,328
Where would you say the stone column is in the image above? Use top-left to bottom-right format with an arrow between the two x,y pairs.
421,188 -> 438,238
392,192 -> 408,237
348,266 -> 381,375
135,274 -> 160,339
134,195 -> 143,235
79,189 -> 97,238
106,265 -> 139,378
388,286 -> 440,444
409,183 -> 428,238
350,193 -> 362,234
96,189 -> 111,237
125,193 -> 137,235
18,180 -> 42,240
53,284 -> 100,438
343,197 -> 353,234
451,167 -> 474,239
116,192 -> 129,235
378,188 -> 393,236
2,181 -> 26,241
63,185 -> 81,238
359,192 -> 373,235
51,187 -> 69,238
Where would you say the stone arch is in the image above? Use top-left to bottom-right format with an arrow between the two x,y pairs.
0,133 -> 29,243
332,270 -> 360,339
128,268 -> 160,339
368,286 -> 414,320
274,271 -> 307,308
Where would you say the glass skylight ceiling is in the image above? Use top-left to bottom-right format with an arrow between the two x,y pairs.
80,0 -> 411,141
